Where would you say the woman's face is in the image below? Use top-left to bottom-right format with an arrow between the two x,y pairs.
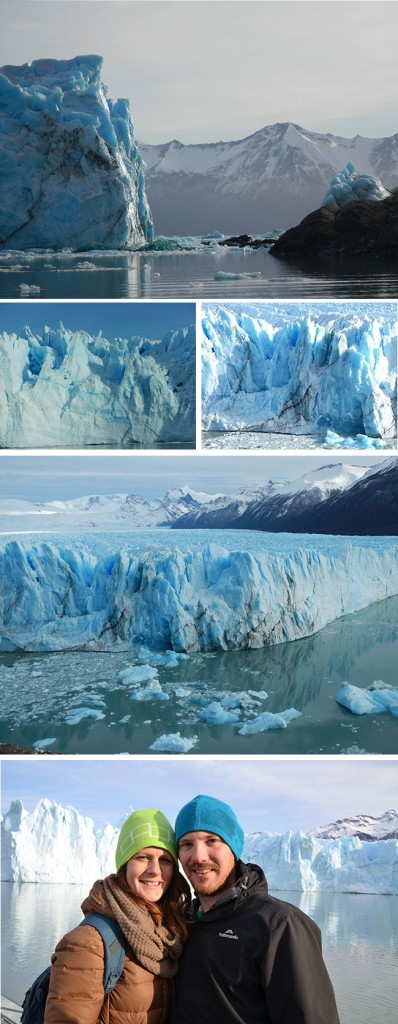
125,846 -> 175,902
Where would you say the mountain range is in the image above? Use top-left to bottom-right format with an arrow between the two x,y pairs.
0,459 -> 396,536
139,122 -> 398,235
309,809 -> 398,843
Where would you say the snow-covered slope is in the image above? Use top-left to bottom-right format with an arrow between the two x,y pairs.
0,532 -> 397,653
310,810 -> 398,842
2,799 -> 397,892
0,461 -> 387,535
0,321 -> 195,447
202,305 -> 397,439
139,122 -> 398,234
0,55 -> 153,249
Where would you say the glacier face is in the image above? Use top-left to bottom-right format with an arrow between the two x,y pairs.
0,321 -> 195,447
321,162 -> 390,209
0,531 -> 397,653
2,798 -> 397,893
0,55 -> 153,249
202,305 -> 397,439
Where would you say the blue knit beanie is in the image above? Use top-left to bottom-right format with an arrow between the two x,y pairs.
175,794 -> 244,860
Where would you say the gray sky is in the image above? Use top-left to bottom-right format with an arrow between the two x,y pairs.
1,2 -> 397,143
1,758 -> 396,833
0,453 -> 384,501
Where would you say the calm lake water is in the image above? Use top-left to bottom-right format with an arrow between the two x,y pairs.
1,248 -> 398,299
0,595 -> 397,755
2,882 -> 397,1024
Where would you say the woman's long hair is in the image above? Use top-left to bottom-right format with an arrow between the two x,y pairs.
117,860 -> 191,943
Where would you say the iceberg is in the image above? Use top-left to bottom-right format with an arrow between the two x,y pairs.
0,321 -> 196,447
0,55 -> 153,249
202,305 -> 397,438
0,531 -> 397,654
321,162 -> 391,209
336,681 -> 398,717
2,798 -> 397,893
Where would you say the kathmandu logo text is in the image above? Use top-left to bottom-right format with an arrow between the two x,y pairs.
219,928 -> 239,940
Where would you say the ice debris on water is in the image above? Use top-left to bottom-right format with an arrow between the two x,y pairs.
199,701 -> 241,724
64,707 -> 106,725
148,732 -> 198,752
336,681 -> 398,717
237,708 -> 301,734
129,679 -> 169,701
119,665 -> 158,686
32,737 -> 57,749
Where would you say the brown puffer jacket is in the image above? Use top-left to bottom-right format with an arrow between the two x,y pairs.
44,880 -> 174,1024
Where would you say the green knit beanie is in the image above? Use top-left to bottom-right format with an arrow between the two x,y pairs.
116,809 -> 178,872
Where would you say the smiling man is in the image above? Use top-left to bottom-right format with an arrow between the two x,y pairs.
172,794 -> 341,1024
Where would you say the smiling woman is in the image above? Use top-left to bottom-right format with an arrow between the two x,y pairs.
43,809 -> 190,1024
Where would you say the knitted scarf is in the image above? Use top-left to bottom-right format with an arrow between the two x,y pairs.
103,875 -> 184,978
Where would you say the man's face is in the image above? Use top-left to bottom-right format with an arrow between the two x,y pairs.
178,830 -> 236,903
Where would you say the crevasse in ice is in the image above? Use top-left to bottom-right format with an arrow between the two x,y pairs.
201,305 -> 397,438
0,55 -> 153,249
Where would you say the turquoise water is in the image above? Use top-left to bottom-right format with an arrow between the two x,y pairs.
0,595 -> 397,755
2,882 -> 397,1024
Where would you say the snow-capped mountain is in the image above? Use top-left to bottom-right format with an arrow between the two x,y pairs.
2,799 -> 397,892
139,122 -> 398,235
174,459 -> 398,536
309,810 -> 398,842
1,460 -> 394,536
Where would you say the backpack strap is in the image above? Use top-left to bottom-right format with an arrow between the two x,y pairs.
79,913 -> 126,994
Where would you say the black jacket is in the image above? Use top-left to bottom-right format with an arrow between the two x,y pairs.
172,861 -> 340,1024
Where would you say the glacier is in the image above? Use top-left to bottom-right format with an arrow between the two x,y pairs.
0,55 -> 153,249
321,162 -> 391,209
2,798 -> 397,893
0,321 -> 196,447
202,304 -> 397,439
0,531 -> 398,654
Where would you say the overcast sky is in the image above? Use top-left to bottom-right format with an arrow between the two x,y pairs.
1,757 -> 396,833
0,454 -> 384,501
1,2 -> 397,143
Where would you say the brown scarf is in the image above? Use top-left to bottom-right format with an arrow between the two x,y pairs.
103,875 -> 183,978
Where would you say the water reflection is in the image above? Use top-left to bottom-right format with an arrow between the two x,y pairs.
0,596 -> 397,754
2,882 -> 397,1024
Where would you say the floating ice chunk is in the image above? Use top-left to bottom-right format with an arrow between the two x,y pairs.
65,707 -> 106,724
163,651 -> 189,667
148,731 -> 198,752
214,271 -> 261,281
325,430 -> 385,449
174,687 -> 192,697
137,648 -> 166,665
237,708 -> 301,734
129,679 -> 169,701
118,715 -> 131,724
86,696 -> 107,708
32,737 -> 57,749
336,681 -> 398,717
248,690 -> 268,699
119,665 -> 158,685
19,283 -> 41,293
199,701 -> 241,724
